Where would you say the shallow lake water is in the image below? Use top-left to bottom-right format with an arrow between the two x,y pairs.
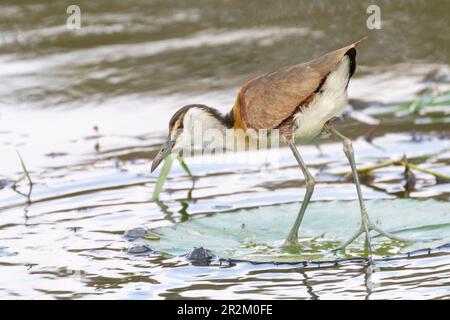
0,0 -> 449,299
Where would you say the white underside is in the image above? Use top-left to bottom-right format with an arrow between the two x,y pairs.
294,56 -> 350,141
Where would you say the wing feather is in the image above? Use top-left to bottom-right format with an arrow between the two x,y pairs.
236,37 -> 367,130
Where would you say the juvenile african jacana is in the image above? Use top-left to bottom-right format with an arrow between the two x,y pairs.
151,37 -> 405,251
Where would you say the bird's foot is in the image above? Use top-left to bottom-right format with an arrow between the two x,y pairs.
282,232 -> 301,251
282,238 -> 299,248
334,218 -> 410,253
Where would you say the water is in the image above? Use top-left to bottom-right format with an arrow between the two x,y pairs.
0,0 -> 449,299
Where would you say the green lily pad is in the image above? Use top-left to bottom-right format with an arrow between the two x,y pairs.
149,199 -> 450,262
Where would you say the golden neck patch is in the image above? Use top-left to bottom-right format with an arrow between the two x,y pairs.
232,100 -> 246,131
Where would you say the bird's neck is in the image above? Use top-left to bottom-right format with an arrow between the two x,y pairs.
230,100 -> 246,131
179,104 -> 249,151
210,100 -> 246,131
191,102 -> 245,131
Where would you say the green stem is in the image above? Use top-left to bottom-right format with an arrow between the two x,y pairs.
151,155 -> 194,201
177,155 -> 193,178
338,160 -> 450,181
17,152 -> 32,187
353,161 -> 396,174
152,155 -> 174,201
405,163 -> 450,181
13,151 -> 33,202
12,174 -> 26,188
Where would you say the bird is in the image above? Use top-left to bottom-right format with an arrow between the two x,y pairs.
151,37 -> 406,251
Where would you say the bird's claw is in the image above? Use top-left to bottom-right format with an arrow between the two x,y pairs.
336,218 -> 410,253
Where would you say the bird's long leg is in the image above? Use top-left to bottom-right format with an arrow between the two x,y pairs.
284,143 -> 315,247
327,126 -> 408,252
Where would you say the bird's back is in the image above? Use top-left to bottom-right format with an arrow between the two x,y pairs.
233,38 -> 366,141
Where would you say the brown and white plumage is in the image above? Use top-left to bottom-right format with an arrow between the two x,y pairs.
233,37 -> 365,141
235,40 -> 357,127
151,37 -> 367,163
151,37 -> 407,251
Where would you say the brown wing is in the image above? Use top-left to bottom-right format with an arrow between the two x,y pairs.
236,37 -> 367,130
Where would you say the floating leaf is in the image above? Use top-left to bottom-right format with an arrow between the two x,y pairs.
148,199 -> 450,262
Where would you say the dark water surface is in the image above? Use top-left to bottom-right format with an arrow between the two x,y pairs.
0,0 -> 449,299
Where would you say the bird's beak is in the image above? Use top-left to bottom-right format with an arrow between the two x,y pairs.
151,137 -> 175,173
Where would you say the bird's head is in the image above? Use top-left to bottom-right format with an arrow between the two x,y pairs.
150,104 -> 233,173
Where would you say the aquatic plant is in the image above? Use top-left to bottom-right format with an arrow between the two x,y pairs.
152,155 -> 193,201
11,151 -> 33,203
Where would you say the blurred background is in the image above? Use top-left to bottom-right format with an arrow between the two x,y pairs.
0,0 -> 449,299
0,0 -> 449,174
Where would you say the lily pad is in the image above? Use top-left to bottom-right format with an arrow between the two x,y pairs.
149,199 -> 450,263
